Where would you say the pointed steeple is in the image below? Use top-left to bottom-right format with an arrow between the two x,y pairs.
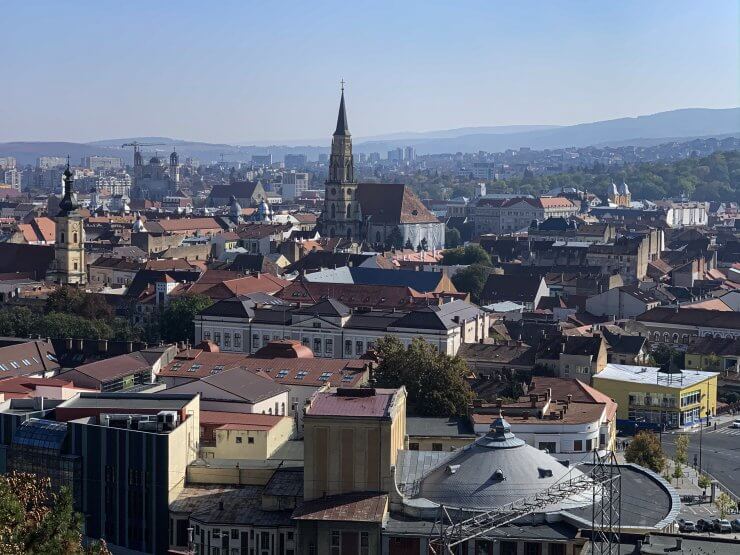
334,83 -> 350,136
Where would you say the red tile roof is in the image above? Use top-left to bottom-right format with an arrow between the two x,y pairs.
292,493 -> 388,522
200,410 -> 284,431
305,388 -> 399,418
158,350 -> 368,387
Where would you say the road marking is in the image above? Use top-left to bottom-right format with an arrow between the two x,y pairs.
708,428 -> 740,435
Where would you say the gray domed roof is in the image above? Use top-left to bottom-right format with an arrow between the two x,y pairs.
416,417 -> 588,510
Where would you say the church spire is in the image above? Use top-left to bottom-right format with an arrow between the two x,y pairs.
58,156 -> 78,215
334,81 -> 350,136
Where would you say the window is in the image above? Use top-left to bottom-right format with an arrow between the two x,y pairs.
224,333 -> 231,348
234,333 -> 241,348
573,440 -> 583,452
214,332 -> 221,345
248,437 -> 254,444
586,439 -> 593,452
538,442 -> 557,453
331,531 -> 340,555
313,338 -> 322,354
355,340 -> 364,356
325,338 -> 333,356
204,331 -> 211,340
432,443 -> 443,451
262,335 -> 270,347
345,339 -> 352,355
236,436 -> 242,444
409,443 -> 419,451
252,334 -> 259,350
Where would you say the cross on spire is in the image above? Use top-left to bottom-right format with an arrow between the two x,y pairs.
340,78 -> 345,92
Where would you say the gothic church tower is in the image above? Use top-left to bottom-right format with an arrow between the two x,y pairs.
47,162 -> 86,284
321,86 -> 361,239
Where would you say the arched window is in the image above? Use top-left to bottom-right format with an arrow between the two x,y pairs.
281,402 -> 285,415
653,332 -> 660,341
682,334 -> 689,344
73,232 -> 78,244
346,204 -> 352,219
663,333 -> 669,342
672,333 -> 678,343
331,204 -> 336,219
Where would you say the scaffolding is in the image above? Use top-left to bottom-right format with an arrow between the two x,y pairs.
428,452 -> 621,555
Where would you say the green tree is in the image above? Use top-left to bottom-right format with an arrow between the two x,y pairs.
698,473 -> 712,494
46,287 -> 112,320
445,227 -> 461,248
649,344 -> 683,367
624,431 -> 665,473
36,313 -> 112,340
386,227 -> 404,250
451,264 -> 491,304
372,336 -> 474,417
441,245 -> 491,266
45,286 -> 86,314
159,294 -> 213,343
0,472 -> 109,555
672,459 -> 683,483
0,307 -> 39,337
674,434 -> 689,466
702,353 -> 721,372
715,492 -> 736,519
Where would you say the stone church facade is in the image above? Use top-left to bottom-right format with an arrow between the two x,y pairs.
318,90 -> 443,250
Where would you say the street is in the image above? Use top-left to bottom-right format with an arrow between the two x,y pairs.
662,421 -> 740,499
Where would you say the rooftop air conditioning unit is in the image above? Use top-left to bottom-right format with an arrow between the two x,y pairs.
157,411 -> 179,432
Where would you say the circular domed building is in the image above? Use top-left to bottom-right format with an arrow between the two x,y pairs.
385,414 -> 679,553
395,415 -> 593,519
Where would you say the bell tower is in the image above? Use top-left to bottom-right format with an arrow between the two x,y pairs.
47,159 -> 86,285
321,82 -> 361,240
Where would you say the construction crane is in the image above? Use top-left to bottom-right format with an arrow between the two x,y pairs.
121,141 -> 165,166
428,452 -> 621,555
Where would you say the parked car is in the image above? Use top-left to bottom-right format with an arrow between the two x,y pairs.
678,519 -> 696,532
731,518 -> 740,532
713,518 -> 732,533
731,419 -> 740,429
696,518 -> 712,532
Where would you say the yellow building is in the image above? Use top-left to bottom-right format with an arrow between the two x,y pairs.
684,337 -> 740,374
199,411 -> 296,460
296,387 -> 406,555
592,363 -> 718,429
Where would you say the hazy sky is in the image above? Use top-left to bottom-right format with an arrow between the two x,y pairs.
2,0 -> 738,143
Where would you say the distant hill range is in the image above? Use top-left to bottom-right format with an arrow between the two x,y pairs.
1,107 -> 738,165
